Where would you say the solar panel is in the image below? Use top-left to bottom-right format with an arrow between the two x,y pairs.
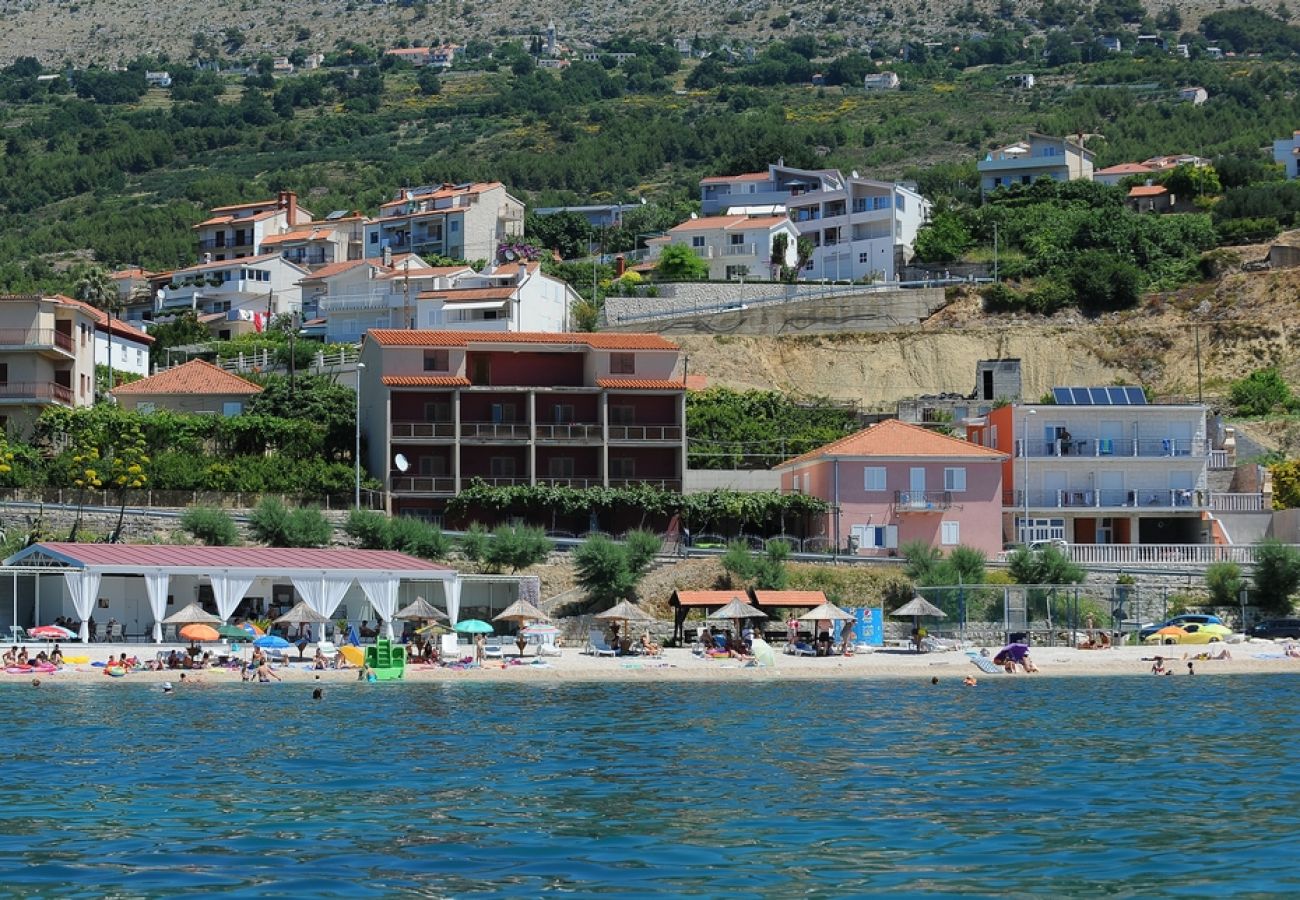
326,210 -> 349,220
1049,386 -> 1148,405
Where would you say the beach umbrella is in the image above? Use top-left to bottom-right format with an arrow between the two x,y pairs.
493,599 -> 550,624
1199,623 -> 1232,638
751,636 -> 777,668
273,601 -> 330,626
162,603 -> 221,625
891,596 -> 948,651
179,624 -> 220,642
453,619 -> 494,634
217,625 -> 253,642
1145,626 -> 1188,645
395,596 -> 448,622
254,635 -> 292,649
997,642 -> 1030,662
522,623 -> 560,637
29,625 -> 75,640
595,600 -> 656,623
239,621 -> 266,637
797,602 -> 855,622
706,598 -> 768,622
415,621 -> 451,635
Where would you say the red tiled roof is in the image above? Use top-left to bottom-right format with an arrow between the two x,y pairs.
366,330 -> 678,350
377,266 -> 472,280
54,296 -> 155,345
112,359 -> 263,396
670,590 -> 749,608
20,542 -> 451,572
193,210 -> 280,229
596,378 -> 686,390
172,253 -> 282,275
110,267 -> 152,280
259,229 -> 328,246
699,172 -> 769,184
417,286 -> 517,303
1095,163 -> 1153,175
301,259 -> 374,282
753,590 -> 828,608
778,419 -> 1007,468
669,214 -> 790,233
1128,185 -> 1168,197
381,375 -> 472,387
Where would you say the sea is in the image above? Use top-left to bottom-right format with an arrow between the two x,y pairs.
1,674 -> 1297,897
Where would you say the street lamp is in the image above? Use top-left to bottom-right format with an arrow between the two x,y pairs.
354,362 -> 366,510
1022,407 -> 1037,544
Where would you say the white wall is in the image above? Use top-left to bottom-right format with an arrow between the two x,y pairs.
95,332 -> 150,377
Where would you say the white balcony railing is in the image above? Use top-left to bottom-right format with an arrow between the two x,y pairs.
1016,438 -> 1208,459
1064,543 -> 1273,566
1209,449 -> 1231,470
1208,492 -> 1267,512
721,243 -> 757,257
319,293 -> 398,312
1007,489 -> 1264,512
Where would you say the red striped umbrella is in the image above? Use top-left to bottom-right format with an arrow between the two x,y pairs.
29,625 -> 75,640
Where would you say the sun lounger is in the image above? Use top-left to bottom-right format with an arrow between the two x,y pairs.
586,630 -> 616,657
482,636 -> 504,659
440,633 -> 461,661
967,651 -> 1004,674
786,642 -> 816,656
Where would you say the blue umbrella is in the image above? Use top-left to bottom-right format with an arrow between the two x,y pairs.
254,635 -> 291,649
454,619 -> 494,634
346,624 -> 361,646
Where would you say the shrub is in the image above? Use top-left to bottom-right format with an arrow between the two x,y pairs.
1215,217 -> 1280,246
1252,539 -> 1300,615
249,498 -> 332,547
484,524 -> 551,572
180,506 -> 239,546
1067,251 -> 1142,313
458,522 -> 491,569
344,508 -> 390,549
1205,561 -> 1244,606
573,530 -> 661,610
386,515 -> 451,560
1228,366 -> 1294,417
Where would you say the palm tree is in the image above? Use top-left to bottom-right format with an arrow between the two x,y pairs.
74,266 -> 123,397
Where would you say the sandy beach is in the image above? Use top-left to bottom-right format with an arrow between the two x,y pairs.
6,640 -> 1300,685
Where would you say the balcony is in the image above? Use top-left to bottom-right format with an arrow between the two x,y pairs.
460,422 -> 530,441
0,381 -> 75,406
1063,543 -> 1271,567
1005,489 -> 1262,510
282,249 -> 335,266
609,478 -> 682,491
608,424 -> 683,442
894,490 -> 953,511
392,421 -> 455,441
0,328 -> 75,358
721,243 -> 757,257
1017,438 -> 1207,459
535,476 -> 604,488
390,475 -> 455,495
320,293 -> 395,312
535,423 -> 602,442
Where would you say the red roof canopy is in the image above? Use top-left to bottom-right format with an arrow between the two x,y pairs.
9,542 -> 453,575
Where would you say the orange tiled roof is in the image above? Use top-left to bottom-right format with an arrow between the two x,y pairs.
301,259 -> 374,282
377,266 -> 473,280
699,172 -> 769,184
193,209 -> 281,229
366,331 -> 678,350
778,419 -> 1007,468
171,253 -> 283,275
54,296 -> 155,345
110,267 -> 152,280
753,590 -> 828,608
1095,163 -> 1153,175
381,375 -> 472,387
670,590 -> 748,607
596,378 -> 686,390
416,286 -> 516,302
669,214 -> 790,233
112,359 -> 263,396
1128,185 -> 1168,197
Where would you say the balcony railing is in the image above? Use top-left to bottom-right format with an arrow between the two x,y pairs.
535,423 -> 602,441
389,475 -> 455,494
609,478 -> 682,491
282,249 -> 335,266
1005,489 -> 1263,511
0,381 -> 75,405
608,424 -> 682,442
721,243 -> 757,257
1209,449 -> 1231,470
1208,492 -> 1266,512
894,490 -> 953,511
0,329 -> 74,353
460,422 -> 530,440
319,293 -> 396,312
392,422 -> 455,440
1016,438 -> 1207,458
1064,543 -> 1273,566
534,477 -> 604,488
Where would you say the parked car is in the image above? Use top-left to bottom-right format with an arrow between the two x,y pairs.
1028,539 -> 1069,553
1143,622 -> 1230,644
1250,619 -> 1300,640
1138,614 -> 1225,641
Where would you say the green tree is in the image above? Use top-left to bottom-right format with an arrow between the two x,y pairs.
249,497 -> 332,547
721,539 -> 789,589
655,244 -> 709,280
458,522 -> 491,570
1228,366 -> 1294,417
1008,545 -> 1085,585
913,211 -> 973,263
1251,539 -> 1300,614
485,524 -> 552,572
573,530 -> 660,610
248,375 -> 358,460
1205,561 -> 1244,606
386,515 -> 451,560
344,508 -> 390,549
180,507 -> 239,546
105,422 -> 150,542
75,265 -> 125,390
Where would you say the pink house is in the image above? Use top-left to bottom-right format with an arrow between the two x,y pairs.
774,419 -> 1007,556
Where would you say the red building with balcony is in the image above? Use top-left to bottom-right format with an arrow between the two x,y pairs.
358,330 -> 687,520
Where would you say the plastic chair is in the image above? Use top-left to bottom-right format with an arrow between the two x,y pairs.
586,630 -> 616,657
482,636 -> 504,659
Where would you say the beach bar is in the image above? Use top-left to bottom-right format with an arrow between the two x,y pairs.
2,543 -> 459,643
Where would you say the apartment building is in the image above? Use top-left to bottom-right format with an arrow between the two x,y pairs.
148,255 -> 310,336
363,182 -> 525,264
357,331 -> 686,519
774,419 -> 1007,556
194,192 -> 313,263
259,213 -> 367,270
977,133 -> 1095,194
698,163 -> 929,282
0,295 -> 99,435
652,214 -> 799,280
965,388 -> 1257,547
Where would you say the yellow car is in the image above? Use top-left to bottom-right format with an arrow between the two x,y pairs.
1143,623 -> 1229,645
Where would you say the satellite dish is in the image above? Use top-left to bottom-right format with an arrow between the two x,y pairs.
851,170 -> 860,178
689,212 -> 698,220
503,249 -> 518,261
394,453 -> 410,473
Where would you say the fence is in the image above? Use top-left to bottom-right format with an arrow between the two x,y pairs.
0,488 -> 384,512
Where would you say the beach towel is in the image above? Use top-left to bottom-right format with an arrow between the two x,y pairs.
968,652 -> 1003,674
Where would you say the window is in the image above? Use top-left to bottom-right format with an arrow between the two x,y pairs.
424,401 -> 451,422
0,363 -> 7,383
609,353 -> 635,375
223,402 -> 243,417
610,457 -> 636,478
548,457 -> 575,477
136,402 -> 155,414
729,233 -> 745,245
553,404 -> 574,424
859,252 -> 870,264
864,467 -> 886,491
423,349 -> 450,372
943,467 -> 967,492
941,521 -> 960,545
610,405 -> 636,425
853,524 -> 898,549
490,403 -> 516,423
369,232 -> 378,244
135,349 -> 143,364
449,220 -> 460,233
691,236 -> 705,249
489,457 -> 516,477
791,474 -> 802,493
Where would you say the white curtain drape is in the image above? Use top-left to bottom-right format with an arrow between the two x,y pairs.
357,576 -> 400,640
291,575 -> 353,639
144,571 -> 170,643
64,570 -> 102,643
444,577 -> 461,626
211,573 -> 254,623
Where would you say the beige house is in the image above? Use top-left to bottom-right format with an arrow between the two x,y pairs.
111,359 -> 262,416
0,294 -> 98,436
364,182 -> 524,264
651,214 -> 800,280
978,133 -> 1095,194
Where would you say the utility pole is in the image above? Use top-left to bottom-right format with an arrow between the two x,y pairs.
993,222 -> 999,283
402,257 -> 412,329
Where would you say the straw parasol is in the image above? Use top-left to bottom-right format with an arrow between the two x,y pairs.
594,600 -> 656,624
706,597 -> 768,622
273,601 -> 331,627
494,598 -> 552,657
798,601 -> 855,622
162,603 -> 221,626
891,596 -> 948,652
395,596 -> 448,622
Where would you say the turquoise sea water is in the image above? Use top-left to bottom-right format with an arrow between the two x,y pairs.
1,674 -> 1298,897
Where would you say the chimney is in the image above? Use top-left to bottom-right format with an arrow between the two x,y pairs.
278,190 -> 298,226
615,255 -> 626,277
382,246 -> 393,268
516,262 -> 528,285
202,252 -> 212,264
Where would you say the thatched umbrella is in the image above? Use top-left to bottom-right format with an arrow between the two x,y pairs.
705,596 -> 768,649
162,603 -> 221,626
800,601 -> 857,653
891,596 -> 948,652
274,601 -> 333,658
494,599 -> 551,656
595,600 -> 657,653
395,596 -> 448,622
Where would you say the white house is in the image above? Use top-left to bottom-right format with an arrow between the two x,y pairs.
92,310 -> 152,379
1094,163 -> 1154,187
698,163 -> 930,282
150,255 -> 310,337
977,133 -> 1095,194
651,214 -> 799,281
364,182 -> 524,264
863,72 -> 900,91
1007,73 -> 1035,89
259,213 -> 367,270
145,71 -> 171,87
1273,130 -> 1300,179
414,262 -> 578,333
1179,86 -> 1208,105
195,192 -> 313,263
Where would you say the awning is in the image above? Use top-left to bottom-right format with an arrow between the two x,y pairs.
440,300 -> 510,312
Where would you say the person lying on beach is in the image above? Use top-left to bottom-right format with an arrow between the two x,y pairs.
16,648 -> 29,665
639,632 -> 662,656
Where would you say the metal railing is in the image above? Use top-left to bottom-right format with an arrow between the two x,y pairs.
721,243 -> 757,256
460,422 -> 530,439
609,478 -> 682,490
0,381 -> 74,405
1208,492 -> 1267,512
319,293 -> 397,312
1209,449 -> 1231,470
1065,543 -> 1271,566
893,490 -> 953,511
0,329 -> 74,352
535,423 -> 602,441
282,249 -> 335,266
392,422 -> 455,440
607,424 -> 682,441
389,475 -> 455,494
1016,438 -> 1207,458
1007,488 -> 1221,509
